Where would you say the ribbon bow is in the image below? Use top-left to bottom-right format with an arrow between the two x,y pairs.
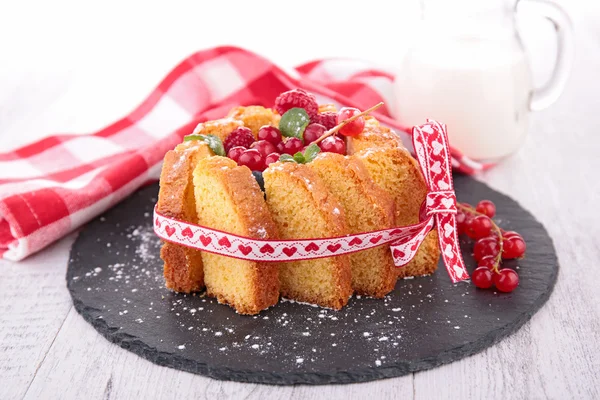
154,120 -> 469,283
388,120 -> 468,283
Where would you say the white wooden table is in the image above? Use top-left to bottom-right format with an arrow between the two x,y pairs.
1,1 -> 599,399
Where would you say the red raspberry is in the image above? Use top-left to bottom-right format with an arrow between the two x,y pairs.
223,127 -> 254,153
312,112 -> 337,130
274,89 -> 318,119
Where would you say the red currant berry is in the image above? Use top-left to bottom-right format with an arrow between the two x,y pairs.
467,215 -> 493,239
265,152 -> 281,166
303,123 -> 326,144
257,126 -> 282,145
494,269 -> 519,292
280,137 -> 304,155
237,149 -> 265,171
502,236 -> 526,259
223,127 -> 255,153
502,231 -> 522,240
227,146 -> 246,163
456,210 -> 467,233
318,136 -> 346,155
473,236 -> 499,261
478,255 -> 498,270
337,107 -> 365,137
472,267 -> 494,289
461,215 -> 474,236
476,200 -> 496,218
276,141 -> 285,154
250,140 -> 278,158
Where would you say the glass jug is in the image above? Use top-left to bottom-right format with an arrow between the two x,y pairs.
392,0 -> 573,161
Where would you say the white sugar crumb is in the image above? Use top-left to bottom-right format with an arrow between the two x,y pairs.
301,177 -> 314,190
332,207 -> 340,215
255,227 -> 267,238
281,297 -> 320,308
72,216 -> 474,371
130,225 -> 159,262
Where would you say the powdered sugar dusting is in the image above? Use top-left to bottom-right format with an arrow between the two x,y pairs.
69,188 -> 493,374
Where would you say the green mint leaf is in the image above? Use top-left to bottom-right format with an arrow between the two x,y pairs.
202,134 -> 226,156
184,134 -> 225,156
183,134 -> 204,142
279,108 -> 310,140
293,152 -> 306,164
303,143 -> 321,163
279,154 -> 296,163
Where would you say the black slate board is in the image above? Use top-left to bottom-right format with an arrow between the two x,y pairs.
67,175 -> 558,385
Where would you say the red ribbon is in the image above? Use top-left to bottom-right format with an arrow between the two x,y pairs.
153,120 -> 469,283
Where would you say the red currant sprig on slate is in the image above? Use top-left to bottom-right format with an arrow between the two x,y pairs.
457,200 -> 524,293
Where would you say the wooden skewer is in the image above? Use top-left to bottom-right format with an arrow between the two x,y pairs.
312,102 -> 385,145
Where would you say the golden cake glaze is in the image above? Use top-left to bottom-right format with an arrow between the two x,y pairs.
227,106 -> 280,137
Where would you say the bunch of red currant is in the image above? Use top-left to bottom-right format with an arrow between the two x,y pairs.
457,200 -> 525,293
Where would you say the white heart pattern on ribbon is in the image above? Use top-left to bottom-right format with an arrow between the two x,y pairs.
444,223 -> 454,238
441,197 -> 454,209
432,140 -> 444,155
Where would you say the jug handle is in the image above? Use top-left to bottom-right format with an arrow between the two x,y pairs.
518,0 -> 574,111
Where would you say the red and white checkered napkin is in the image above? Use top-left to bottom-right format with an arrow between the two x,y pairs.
0,46 -> 488,261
